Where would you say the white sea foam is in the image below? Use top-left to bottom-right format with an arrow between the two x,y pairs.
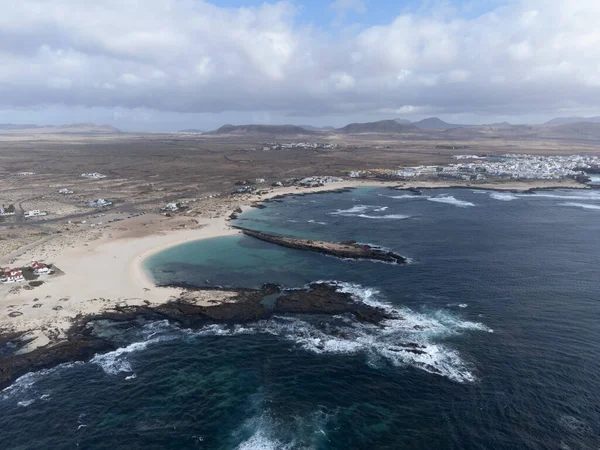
490,192 -> 518,201
561,202 -> 600,210
91,330 -> 175,375
427,196 -> 475,207
237,431 -> 292,450
518,191 -> 600,201
188,281 -> 490,383
329,205 -> 371,216
17,399 -> 35,407
0,361 -> 83,402
355,214 -> 410,220
388,194 -> 423,199
235,412 -> 297,450
330,205 -> 410,220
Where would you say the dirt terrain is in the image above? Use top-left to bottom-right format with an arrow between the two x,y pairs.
0,130 -> 597,257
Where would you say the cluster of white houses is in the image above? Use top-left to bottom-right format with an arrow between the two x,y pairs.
1,261 -> 51,284
81,172 -> 107,179
347,154 -> 600,182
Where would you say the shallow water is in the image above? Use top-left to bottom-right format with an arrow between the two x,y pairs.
2,187 -> 600,449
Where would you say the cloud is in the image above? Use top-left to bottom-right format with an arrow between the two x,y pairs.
0,0 -> 599,121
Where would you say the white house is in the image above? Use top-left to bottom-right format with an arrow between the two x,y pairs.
2,268 -> 24,283
31,261 -> 51,275
88,199 -> 113,207
163,203 -> 179,212
24,210 -> 47,218
58,188 -> 74,194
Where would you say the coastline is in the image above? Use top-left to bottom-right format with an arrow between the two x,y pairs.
0,177 -> 589,350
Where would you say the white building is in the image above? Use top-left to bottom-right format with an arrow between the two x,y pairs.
2,268 -> 24,283
24,210 -> 47,218
162,203 -> 179,212
58,188 -> 74,194
81,172 -> 107,179
88,199 -> 112,207
31,261 -> 51,275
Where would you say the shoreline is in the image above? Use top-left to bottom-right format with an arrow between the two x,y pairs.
0,177 -> 589,349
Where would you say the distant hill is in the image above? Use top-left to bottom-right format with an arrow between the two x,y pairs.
0,122 -> 120,133
0,123 -> 39,130
542,122 -> 600,140
178,128 -> 204,133
412,117 -> 462,129
337,120 -> 416,134
544,117 -> 600,126
393,118 -> 412,125
485,121 -> 512,127
205,124 -> 314,136
299,125 -> 335,131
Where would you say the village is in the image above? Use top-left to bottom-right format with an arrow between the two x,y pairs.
348,154 -> 600,182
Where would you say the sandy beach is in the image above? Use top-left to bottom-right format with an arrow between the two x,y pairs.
0,177 -> 588,348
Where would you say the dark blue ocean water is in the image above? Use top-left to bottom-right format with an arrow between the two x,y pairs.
1,187 -> 600,449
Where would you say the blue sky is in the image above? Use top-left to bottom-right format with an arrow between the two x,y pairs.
0,0 -> 599,131
214,0 -> 504,26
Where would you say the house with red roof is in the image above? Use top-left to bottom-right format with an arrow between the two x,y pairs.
31,261 -> 50,275
2,268 -> 24,283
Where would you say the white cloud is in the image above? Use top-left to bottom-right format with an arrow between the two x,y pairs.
0,0 -> 599,121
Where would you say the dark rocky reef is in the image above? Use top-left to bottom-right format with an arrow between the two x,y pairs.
0,283 -> 393,391
235,227 -> 406,264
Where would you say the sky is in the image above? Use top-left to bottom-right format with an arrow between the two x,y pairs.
1,0 -> 600,131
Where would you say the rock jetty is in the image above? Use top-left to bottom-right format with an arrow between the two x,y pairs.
235,227 -> 406,264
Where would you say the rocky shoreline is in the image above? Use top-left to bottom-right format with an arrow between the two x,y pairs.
0,282 -> 394,391
235,227 -> 407,264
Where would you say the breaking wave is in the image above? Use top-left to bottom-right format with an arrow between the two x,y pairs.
91,321 -> 176,375
330,205 -> 410,220
490,192 -> 518,201
233,406 -> 332,450
518,191 -> 600,201
427,195 -> 475,207
189,282 -> 491,383
387,194 -> 423,199
0,362 -> 83,403
356,214 -> 410,220
561,202 -> 600,210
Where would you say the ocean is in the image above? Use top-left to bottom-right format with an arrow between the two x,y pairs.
1,187 -> 600,449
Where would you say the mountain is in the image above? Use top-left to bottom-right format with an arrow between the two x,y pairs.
337,120 -> 416,134
0,122 -> 121,133
485,121 -> 512,127
205,124 -> 314,136
0,123 -> 39,130
543,117 -> 600,126
542,122 -> 600,140
412,117 -> 462,129
393,118 -> 412,125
